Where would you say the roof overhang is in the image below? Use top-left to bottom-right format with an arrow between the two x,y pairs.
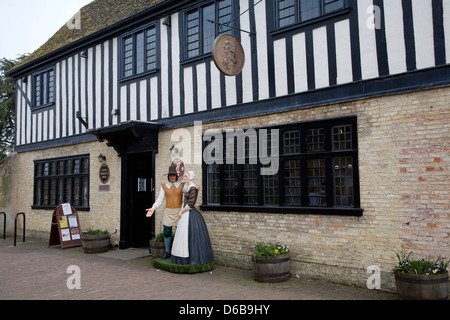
88,121 -> 161,157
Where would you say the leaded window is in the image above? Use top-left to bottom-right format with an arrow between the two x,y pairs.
121,23 -> 158,79
33,155 -> 90,210
202,117 -> 361,216
184,0 -> 235,59
32,68 -> 55,109
276,0 -> 346,29
284,159 -> 301,205
243,164 -> 258,205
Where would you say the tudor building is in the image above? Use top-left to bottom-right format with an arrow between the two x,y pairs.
4,0 -> 450,288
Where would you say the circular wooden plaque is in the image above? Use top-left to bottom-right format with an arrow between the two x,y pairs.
212,34 -> 245,76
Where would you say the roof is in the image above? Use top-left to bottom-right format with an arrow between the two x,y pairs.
12,0 -> 163,72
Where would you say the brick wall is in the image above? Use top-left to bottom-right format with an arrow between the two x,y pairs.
6,84 -> 449,291
13,141 -> 122,245
155,85 -> 450,290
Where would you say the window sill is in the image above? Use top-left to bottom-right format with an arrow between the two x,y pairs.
31,102 -> 55,111
181,53 -> 213,66
200,204 -> 363,216
118,69 -> 159,83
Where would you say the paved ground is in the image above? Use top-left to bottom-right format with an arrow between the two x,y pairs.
0,237 -> 399,303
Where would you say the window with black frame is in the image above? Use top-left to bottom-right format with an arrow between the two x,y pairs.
33,155 -> 90,210
32,68 -> 55,109
276,0 -> 347,29
202,117 -> 361,216
121,23 -> 158,79
184,0 -> 234,59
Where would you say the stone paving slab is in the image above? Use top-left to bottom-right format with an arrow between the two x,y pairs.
0,237 -> 399,304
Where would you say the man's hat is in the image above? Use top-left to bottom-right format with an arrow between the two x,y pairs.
165,166 -> 178,176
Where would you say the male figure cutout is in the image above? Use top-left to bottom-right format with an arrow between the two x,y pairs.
146,166 -> 184,259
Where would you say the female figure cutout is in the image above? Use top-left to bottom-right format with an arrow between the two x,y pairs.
171,171 -> 214,267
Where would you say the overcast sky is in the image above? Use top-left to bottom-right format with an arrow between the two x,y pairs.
0,0 -> 94,61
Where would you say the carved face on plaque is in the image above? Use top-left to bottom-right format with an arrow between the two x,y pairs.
212,34 -> 245,76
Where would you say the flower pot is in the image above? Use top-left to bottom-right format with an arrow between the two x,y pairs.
81,234 -> 110,254
394,270 -> 448,300
150,241 -> 165,258
253,252 -> 290,283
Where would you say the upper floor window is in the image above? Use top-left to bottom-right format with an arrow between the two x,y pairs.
184,0 -> 234,60
276,0 -> 346,29
121,23 -> 158,79
33,68 -> 55,109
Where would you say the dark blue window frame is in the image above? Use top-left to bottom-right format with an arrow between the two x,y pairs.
182,0 -> 236,61
119,22 -> 159,81
201,116 -> 362,216
32,68 -> 55,110
275,0 -> 348,30
32,154 -> 90,211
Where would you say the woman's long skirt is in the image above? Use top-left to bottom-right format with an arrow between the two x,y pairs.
171,208 -> 214,266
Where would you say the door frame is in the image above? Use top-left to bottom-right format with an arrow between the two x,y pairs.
88,121 -> 161,250
119,150 -> 156,249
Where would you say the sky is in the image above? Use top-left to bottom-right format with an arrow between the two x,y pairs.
0,0 -> 94,61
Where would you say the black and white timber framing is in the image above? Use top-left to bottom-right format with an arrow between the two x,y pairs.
10,0 -> 450,152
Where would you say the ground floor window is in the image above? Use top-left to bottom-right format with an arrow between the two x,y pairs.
201,116 -> 362,216
33,154 -> 90,210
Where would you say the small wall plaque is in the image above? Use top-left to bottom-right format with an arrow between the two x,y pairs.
99,163 -> 110,184
99,185 -> 110,192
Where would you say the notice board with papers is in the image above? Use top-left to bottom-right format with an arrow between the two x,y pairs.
49,203 -> 82,248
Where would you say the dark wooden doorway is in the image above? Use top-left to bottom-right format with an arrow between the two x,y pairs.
126,152 -> 155,248
89,121 -> 161,249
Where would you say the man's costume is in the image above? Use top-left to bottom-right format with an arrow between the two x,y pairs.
150,166 -> 184,258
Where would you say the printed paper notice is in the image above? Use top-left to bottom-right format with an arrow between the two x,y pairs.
71,229 -> 80,240
68,215 -> 78,228
59,216 -> 68,229
62,203 -> 72,215
61,229 -> 71,242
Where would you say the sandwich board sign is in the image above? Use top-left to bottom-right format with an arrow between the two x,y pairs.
49,204 -> 82,248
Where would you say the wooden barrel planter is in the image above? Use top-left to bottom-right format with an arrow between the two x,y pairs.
81,234 -> 110,254
253,253 -> 290,283
394,271 -> 448,300
150,241 -> 165,258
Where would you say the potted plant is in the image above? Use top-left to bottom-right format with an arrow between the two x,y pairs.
150,232 -> 165,258
81,228 -> 110,254
252,242 -> 291,283
393,249 -> 449,300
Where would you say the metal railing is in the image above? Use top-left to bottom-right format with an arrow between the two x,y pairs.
14,212 -> 25,246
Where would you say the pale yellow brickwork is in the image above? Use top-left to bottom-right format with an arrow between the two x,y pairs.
155,85 -> 450,290
10,141 -> 122,245
2,85 -> 449,290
